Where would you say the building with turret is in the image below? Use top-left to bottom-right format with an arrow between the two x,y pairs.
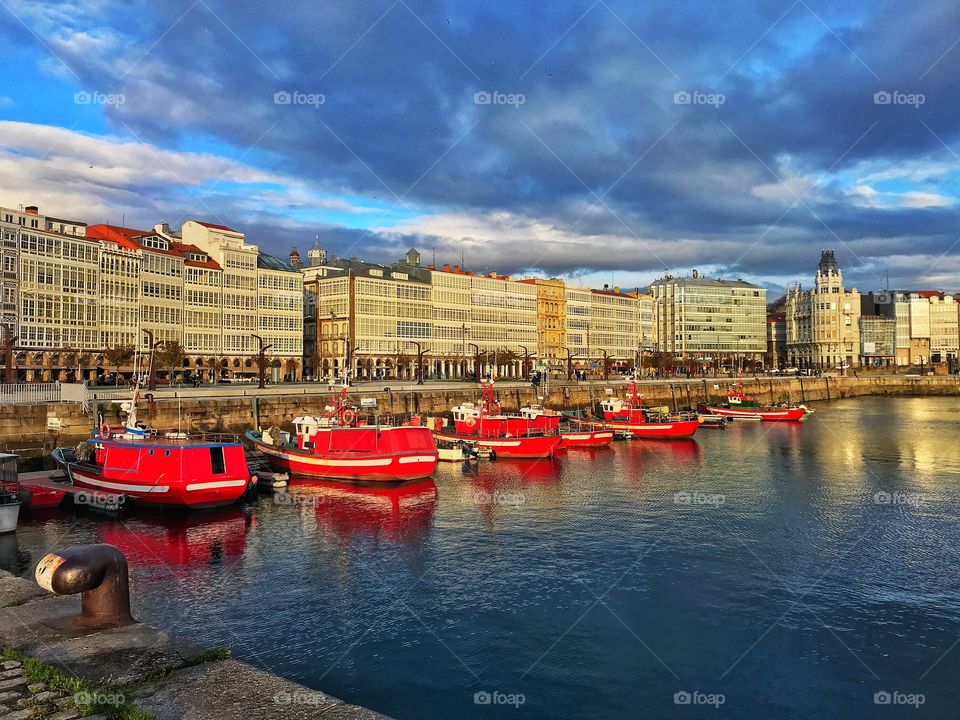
785,250 -> 861,370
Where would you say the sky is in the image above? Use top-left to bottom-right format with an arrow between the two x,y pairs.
2,0 -> 960,296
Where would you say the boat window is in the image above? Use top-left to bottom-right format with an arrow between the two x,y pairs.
148,449 -> 154,456
209,447 -> 226,474
164,450 -> 171,457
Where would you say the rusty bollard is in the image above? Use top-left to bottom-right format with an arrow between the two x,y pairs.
35,544 -> 134,629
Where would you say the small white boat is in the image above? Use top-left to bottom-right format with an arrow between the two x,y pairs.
0,453 -> 21,534
437,440 -> 479,463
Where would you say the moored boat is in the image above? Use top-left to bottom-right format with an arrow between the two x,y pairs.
0,454 -> 20,533
564,374 -> 700,439
559,428 -> 615,448
247,386 -> 439,481
435,380 -> 563,459
54,388 -> 253,510
699,379 -> 810,422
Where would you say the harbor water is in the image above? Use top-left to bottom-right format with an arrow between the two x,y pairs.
5,396 -> 960,718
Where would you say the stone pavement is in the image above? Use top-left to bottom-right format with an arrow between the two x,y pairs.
0,569 -> 390,719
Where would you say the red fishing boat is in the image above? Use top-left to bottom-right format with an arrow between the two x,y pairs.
520,389 -> 611,449
434,381 -> 562,459
565,375 -> 700,439
699,378 -> 810,421
558,428 -> 615,448
247,385 -> 438,482
53,390 -> 253,510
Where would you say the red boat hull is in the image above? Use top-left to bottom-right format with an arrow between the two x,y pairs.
69,467 -> 249,509
252,441 -> 438,481
565,415 -> 699,439
18,483 -> 67,510
66,439 -> 251,510
559,430 -> 614,448
433,431 -> 562,459
703,406 -> 807,421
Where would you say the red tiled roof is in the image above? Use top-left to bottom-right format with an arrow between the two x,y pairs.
916,290 -> 944,299
194,220 -> 238,233
86,224 -> 147,251
86,224 -> 181,257
169,241 -> 223,270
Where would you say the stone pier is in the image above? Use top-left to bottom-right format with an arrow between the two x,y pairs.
4,375 -> 959,452
0,569 -> 388,719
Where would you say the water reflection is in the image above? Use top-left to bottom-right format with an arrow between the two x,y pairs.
284,479 -> 438,543
99,507 -> 253,570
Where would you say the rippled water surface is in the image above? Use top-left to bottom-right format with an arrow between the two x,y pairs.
7,396 -> 960,718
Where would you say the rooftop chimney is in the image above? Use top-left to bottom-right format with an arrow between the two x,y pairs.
443,264 -> 450,272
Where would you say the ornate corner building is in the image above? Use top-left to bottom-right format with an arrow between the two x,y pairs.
785,250 -> 862,370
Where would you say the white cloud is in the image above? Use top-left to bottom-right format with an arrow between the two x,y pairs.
0,121 -> 383,226
846,183 -> 954,209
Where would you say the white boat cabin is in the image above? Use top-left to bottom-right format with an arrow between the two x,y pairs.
451,402 -> 481,423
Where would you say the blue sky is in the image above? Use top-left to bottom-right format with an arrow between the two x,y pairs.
2,0 -> 960,295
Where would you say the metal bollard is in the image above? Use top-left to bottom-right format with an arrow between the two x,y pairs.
34,544 -> 134,629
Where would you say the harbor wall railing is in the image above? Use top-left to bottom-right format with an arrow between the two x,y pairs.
3,374 -> 960,452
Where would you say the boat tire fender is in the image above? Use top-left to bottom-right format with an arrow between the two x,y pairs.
98,423 -> 110,440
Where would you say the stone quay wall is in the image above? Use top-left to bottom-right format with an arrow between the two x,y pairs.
4,375 -> 959,454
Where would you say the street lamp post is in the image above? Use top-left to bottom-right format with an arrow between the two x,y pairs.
143,330 -> 162,391
461,324 -> 468,380
411,341 -> 429,385
468,343 -> 480,382
600,349 -> 609,381
252,334 -> 273,389
2,325 -> 18,384
519,344 -> 532,380
562,347 -> 580,381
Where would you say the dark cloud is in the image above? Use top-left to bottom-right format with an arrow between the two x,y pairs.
5,0 -> 960,288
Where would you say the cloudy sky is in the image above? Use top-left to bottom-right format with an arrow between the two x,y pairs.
2,0 -> 960,294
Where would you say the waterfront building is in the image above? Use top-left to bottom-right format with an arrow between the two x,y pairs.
785,250 -> 861,370
304,247 -> 545,380
7,211 -> 301,383
649,271 -> 767,371
858,315 -> 896,366
302,247 -> 434,381
1,205 -> 86,341
466,270 -> 538,376
927,294 -> 958,366
430,263 -> 474,378
564,285 -> 592,371
590,286 -> 640,373
864,290 -> 958,368
766,312 -> 787,369
519,277 -> 567,371
635,292 -> 655,350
